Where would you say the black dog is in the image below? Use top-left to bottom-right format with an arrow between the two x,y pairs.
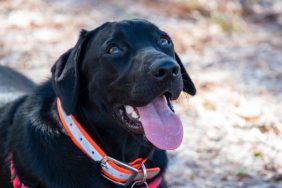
0,19 -> 196,188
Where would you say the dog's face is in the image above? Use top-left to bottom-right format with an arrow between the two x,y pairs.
52,19 -> 196,150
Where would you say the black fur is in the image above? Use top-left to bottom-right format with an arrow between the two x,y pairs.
0,19 -> 196,188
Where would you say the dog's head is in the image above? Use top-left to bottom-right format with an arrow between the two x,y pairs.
52,19 -> 196,150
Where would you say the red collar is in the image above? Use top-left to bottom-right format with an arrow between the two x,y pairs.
56,98 -> 161,186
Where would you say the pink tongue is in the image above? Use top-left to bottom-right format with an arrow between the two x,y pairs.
136,96 -> 183,150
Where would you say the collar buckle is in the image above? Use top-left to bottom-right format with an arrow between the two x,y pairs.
100,156 -> 138,186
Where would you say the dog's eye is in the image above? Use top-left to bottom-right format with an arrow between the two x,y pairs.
108,46 -> 122,55
159,37 -> 170,47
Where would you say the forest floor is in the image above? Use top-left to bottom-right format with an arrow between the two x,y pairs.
0,0 -> 282,187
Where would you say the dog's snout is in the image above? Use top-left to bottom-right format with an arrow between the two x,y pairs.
149,60 -> 180,80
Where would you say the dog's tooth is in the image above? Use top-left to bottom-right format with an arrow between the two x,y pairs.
131,111 -> 139,119
163,95 -> 167,103
167,99 -> 175,112
125,105 -> 134,114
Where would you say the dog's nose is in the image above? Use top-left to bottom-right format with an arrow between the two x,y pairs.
149,60 -> 180,80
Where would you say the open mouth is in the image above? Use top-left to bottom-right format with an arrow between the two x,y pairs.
114,92 -> 183,150
117,93 -> 174,133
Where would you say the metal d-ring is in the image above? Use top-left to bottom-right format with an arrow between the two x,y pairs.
131,181 -> 148,188
131,163 -> 148,188
140,163 -> 148,184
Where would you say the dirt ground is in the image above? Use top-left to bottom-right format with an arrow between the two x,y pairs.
0,0 -> 282,187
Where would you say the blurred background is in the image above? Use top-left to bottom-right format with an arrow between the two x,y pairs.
0,0 -> 282,187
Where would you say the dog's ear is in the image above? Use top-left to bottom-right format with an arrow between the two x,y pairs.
175,53 -> 196,96
51,30 -> 89,114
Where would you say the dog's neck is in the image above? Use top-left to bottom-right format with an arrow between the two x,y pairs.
73,103 -> 155,163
